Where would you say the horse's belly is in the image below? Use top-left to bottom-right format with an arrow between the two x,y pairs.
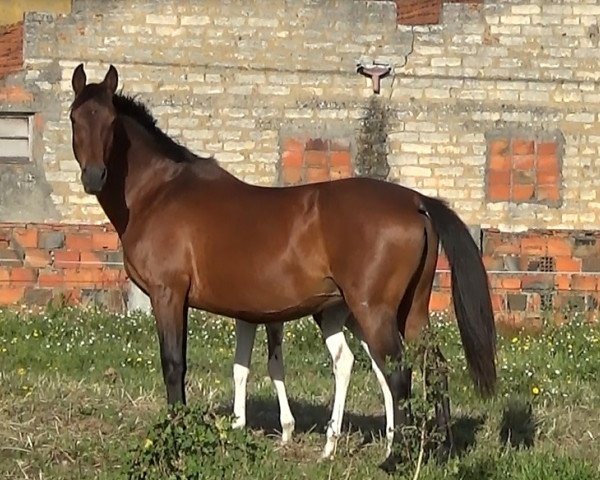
188,276 -> 342,323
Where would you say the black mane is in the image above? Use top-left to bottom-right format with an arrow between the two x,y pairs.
112,93 -> 207,164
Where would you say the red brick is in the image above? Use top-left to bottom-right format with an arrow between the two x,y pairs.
397,0 -> 442,25
38,272 -> 65,288
488,138 -> 510,156
54,250 -> 80,268
284,138 -> 305,152
537,153 -> 560,173
282,150 -> 303,168
491,293 -> 505,312
554,274 -> 571,291
63,270 -> 100,288
305,166 -> 330,183
512,139 -> 535,155
488,169 -> 510,185
0,86 -> 32,102
537,141 -> 558,156
488,154 -> 511,171
537,184 -> 560,202
436,255 -> 449,270
511,184 -> 535,202
521,237 -> 547,255
304,150 -> 328,168
65,234 -> 93,251
429,291 -> 451,311
330,150 -> 352,168
536,170 -> 560,186
282,165 -> 303,185
9,267 -> 37,285
0,267 -> 8,283
555,256 -> 581,272
92,232 -> 119,250
512,154 -> 535,171
24,249 -> 51,268
0,287 -> 25,305
487,183 -> 510,202
547,238 -> 572,257
80,251 -> 103,269
493,240 -> 521,255
12,228 -> 38,248
571,274 -> 596,292
330,164 -> 353,180
501,277 -> 521,290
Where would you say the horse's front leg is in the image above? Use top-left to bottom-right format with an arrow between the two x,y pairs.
232,319 -> 258,429
150,285 -> 189,406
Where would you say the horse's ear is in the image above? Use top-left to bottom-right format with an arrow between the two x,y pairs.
103,65 -> 119,94
72,63 -> 87,96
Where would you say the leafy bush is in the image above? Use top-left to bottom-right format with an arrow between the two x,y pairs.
124,403 -> 270,480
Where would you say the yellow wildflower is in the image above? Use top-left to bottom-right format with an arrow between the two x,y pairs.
144,438 -> 153,449
17,367 -> 26,376
532,386 -> 540,395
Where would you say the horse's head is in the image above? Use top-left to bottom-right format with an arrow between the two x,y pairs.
70,64 -> 119,194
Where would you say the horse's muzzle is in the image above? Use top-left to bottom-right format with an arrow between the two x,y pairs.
81,165 -> 107,194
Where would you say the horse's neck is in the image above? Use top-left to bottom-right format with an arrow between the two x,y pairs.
97,117 -> 234,235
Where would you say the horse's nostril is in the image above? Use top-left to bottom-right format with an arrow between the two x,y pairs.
101,169 -> 107,181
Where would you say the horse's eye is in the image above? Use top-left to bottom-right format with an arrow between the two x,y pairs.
90,109 -> 97,116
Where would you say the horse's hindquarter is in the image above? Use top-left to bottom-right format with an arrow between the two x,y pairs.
317,179 -> 427,302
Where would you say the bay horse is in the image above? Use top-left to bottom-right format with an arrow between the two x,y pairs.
69,64 -> 496,469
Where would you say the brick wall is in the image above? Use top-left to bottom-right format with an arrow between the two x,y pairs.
0,0 -> 595,229
0,0 -> 599,322
0,223 -> 126,309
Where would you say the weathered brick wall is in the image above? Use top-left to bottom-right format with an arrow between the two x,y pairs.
1,0 -> 600,321
0,0 -> 595,229
0,223 -> 126,309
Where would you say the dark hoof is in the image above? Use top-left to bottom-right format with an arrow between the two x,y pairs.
378,454 -> 398,474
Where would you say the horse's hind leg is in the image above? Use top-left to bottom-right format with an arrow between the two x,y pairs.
232,320 -> 257,430
266,322 -> 295,443
314,304 -> 355,459
344,315 -> 397,458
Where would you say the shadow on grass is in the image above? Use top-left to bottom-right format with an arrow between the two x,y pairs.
217,397 -> 485,459
499,398 -> 536,449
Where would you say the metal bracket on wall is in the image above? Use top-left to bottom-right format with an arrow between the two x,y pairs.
356,62 -> 392,95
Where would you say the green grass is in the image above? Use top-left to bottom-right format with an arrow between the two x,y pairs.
1,305 -> 600,479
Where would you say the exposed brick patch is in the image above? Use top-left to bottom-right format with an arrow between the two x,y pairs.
395,0 -> 442,25
280,136 -> 353,186
0,85 -> 32,102
0,22 -> 23,78
485,133 -> 563,206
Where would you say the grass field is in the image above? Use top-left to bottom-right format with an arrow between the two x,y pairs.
1,305 -> 600,479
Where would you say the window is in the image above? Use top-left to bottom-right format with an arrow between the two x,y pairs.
0,115 -> 31,163
485,132 -> 563,206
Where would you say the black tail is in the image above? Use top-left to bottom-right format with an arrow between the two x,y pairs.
420,195 -> 497,397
